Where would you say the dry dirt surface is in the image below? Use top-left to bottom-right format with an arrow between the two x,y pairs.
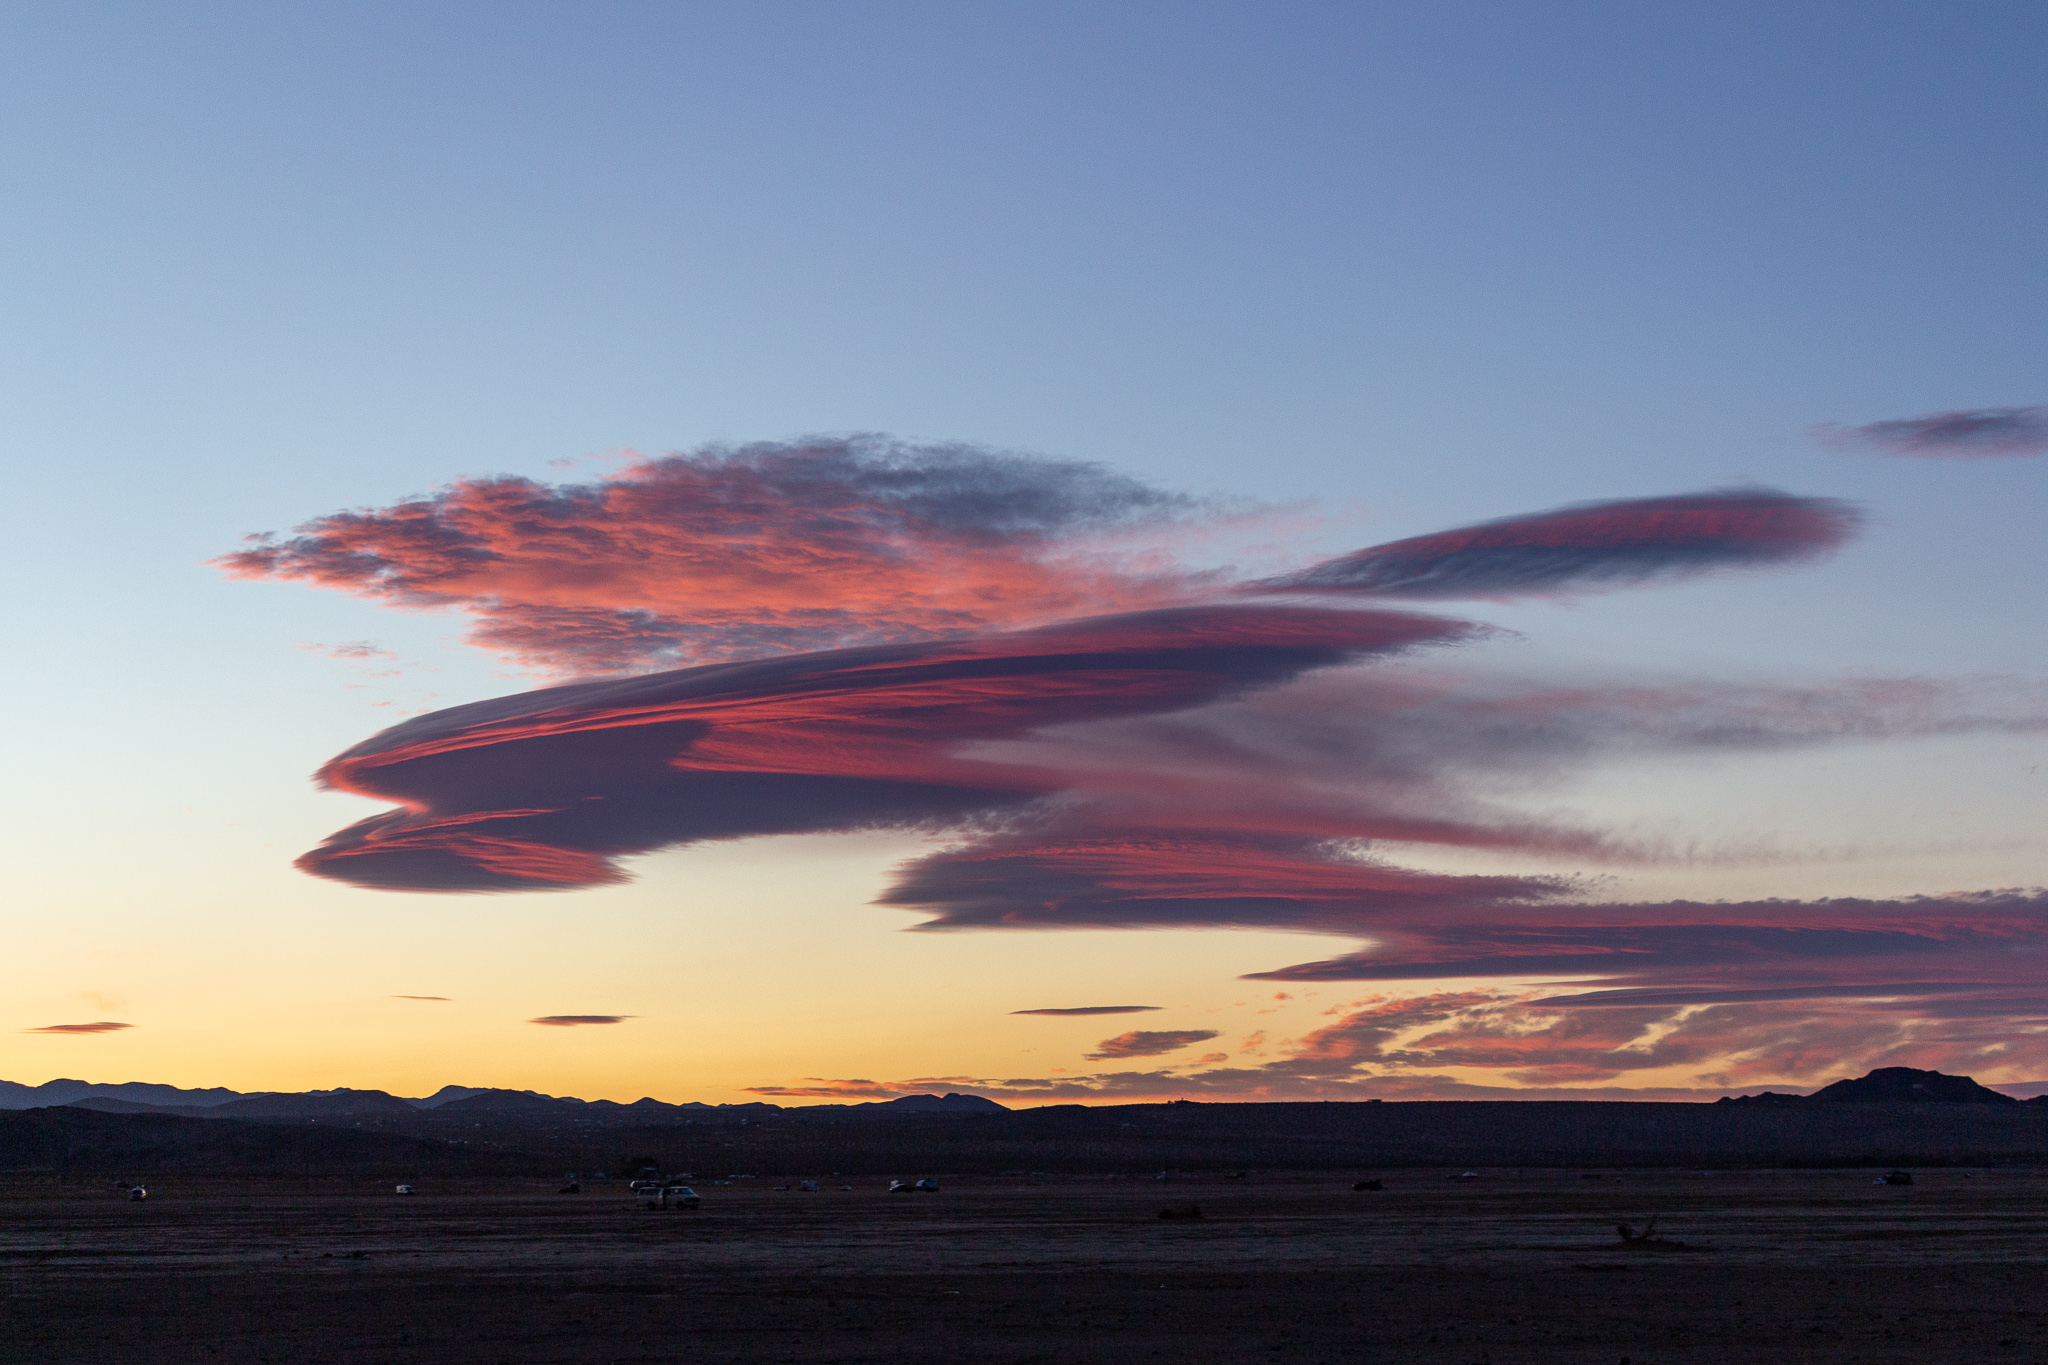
2,1169 -> 2044,1363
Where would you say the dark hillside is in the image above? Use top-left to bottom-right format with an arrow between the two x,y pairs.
0,1108 -> 501,1176
1808,1067 -> 2019,1104
480,1100 -> 2048,1176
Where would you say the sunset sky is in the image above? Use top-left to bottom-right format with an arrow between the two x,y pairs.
6,2 -> 2046,1105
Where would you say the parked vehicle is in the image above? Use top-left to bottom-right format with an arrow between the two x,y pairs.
394,1185 -> 415,1195
644,1185 -> 700,1210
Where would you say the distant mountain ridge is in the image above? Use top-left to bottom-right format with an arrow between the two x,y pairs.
1,1079 -> 1008,1118
11,1069 -> 2041,1117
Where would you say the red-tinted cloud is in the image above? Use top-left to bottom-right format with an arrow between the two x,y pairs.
297,605 -> 1470,892
1816,405 -> 2048,459
1086,1030 -> 1221,1060
218,438 -> 1215,675
528,1014 -> 630,1026
24,1021 -> 134,1034
1012,1005 -> 1161,1016
1245,490 -> 1857,600
884,830 -> 1569,933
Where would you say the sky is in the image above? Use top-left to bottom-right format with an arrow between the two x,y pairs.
4,1 -> 2046,1105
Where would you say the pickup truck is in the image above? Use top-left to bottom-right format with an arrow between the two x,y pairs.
642,1185 -> 700,1210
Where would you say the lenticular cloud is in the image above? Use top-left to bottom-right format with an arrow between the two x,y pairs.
299,605 -> 1469,892
1245,490 -> 1857,600
231,439 -> 2048,1085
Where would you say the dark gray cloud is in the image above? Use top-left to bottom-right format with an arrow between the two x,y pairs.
1243,895 -> 2048,990
1815,405 -> 2048,459
296,606 -> 1468,892
1011,1005 -> 1162,1016
1244,490 -> 1858,600
23,1021 -> 134,1034
528,1015 -> 630,1027
1086,1029 -> 1222,1059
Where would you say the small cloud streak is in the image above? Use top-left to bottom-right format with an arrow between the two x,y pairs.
391,994 -> 452,1001
1815,405 -> 2048,459
528,1014 -> 630,1027
25,1021 -> 134,1034
1244,490 -> 1858,600
300,641 -> 398,660
1012,1005 -> 1162,1016
741,1078 -> 910,1099
1086,1029 -> 1220,1060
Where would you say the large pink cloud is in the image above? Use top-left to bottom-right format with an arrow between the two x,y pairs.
298,605 -> 1469,891
217,438 -> 1216,674
220,441 -> 1853,674
229,443 -> 2048,1087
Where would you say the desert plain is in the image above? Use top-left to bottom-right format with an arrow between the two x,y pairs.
2,1168 -> 2043,1363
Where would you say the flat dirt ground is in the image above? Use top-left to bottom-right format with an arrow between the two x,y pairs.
2,1169 -> 2044,1363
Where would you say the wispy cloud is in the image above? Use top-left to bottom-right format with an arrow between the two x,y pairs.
528,1014 -> 630,1026
740,1078 -> 911,1099
24,1021 -> 134,1034
1012,1005 -> 1162,1016
391,994 -> 451,1001
1815,405 -> 2048,459
222,437 -> 1217,676
1086,1029 -> 1220,1059
300,641 -> 398,660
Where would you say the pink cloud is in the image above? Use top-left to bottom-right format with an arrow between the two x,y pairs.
221,438 -> 1217,676
24,1021 -> 134,1034
1244,489 -> 1857,599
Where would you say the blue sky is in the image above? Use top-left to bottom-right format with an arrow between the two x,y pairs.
3,2 -> 2044,1100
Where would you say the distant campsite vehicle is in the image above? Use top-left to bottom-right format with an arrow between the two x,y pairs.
888,1179 -> 943,1193
394,1185 -> 414,1196
798,1180 -> 819,1192
127,1186 -> 147,1202
644,1185 -> 700,1210
1878,1169 -> 1916,1186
